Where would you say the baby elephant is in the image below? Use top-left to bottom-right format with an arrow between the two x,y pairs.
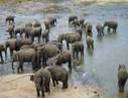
86,36 -> 94,49
118,64 -> 128,92
30,68 -> 51,98
96,24 -> 104,36
72,41 -> 84,59
103,21 -> 118,33
47,65 -> 68,89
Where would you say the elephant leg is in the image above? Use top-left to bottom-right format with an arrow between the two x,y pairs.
11,60 -> 15,72
68,57 -> 72,73
36,88 -> 40,97
45,83 -> 50,93
52,78 -> 56,87
107,27 -> 110,33
0,52 -> 4,63
41,87 -> 45,98
76,52 -> 79,59
66,42 -> 70,50
118,78 -> 127,92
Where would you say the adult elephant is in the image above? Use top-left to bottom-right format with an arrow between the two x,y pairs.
30,68 -> 51,98
118,64 -> 128,92
0,43 -> 6,63
12,48 -> 38,73
30,27 -> 42,43
58,30 -> 82,49
68,15 -> 78,25
5,38 -> 32,58
36,43 -> 60,67
47,65 -> 68,89
103,21 -> 118,33
47,50 -> 72,72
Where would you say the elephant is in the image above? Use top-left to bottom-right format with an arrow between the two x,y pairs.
86,36 -> 94,49
0,43 -> 6,63
68,15 -> 78,25
36,44 -> 60,66
5,38 -> 32,58
30,68 -> 51,98
83,22 -> 93,37
24,22 -> 32,38
30,27 -> 42,43
72,41 -> 84,59
6,22 -> 15,38
118,64 -> 128,92
6,15 -> 15,25
44,20 -> 50,30
47,65 -> 68,89
72,18 -> 85,29
47,50 -> 72,72
58,30 -> 82,49
42,30 -> 49,43
32,20 -> 41,27
12,48 -> 38,73
96,24 -> 104,36
103,21 -> 118,33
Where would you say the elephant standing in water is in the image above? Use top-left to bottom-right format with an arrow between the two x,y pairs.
30,68 -> 51,98
118,64 -> 128,92
86,36 -> 94,49
6,22 -> 15,38
103,21 -> 118,33
96,23 -> 104,36
12,48 -> 38,73
58,30 -> 82,49
72,41 -> 84,59
0,43 -> 6,63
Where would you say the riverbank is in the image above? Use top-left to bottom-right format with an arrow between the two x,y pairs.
0,73 -> 102,98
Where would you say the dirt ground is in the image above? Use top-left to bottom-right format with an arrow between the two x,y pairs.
0,73 -> 102,98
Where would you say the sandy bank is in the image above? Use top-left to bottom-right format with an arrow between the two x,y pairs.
0,73 -> 103,98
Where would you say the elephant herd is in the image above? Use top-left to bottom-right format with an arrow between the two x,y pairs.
0,15 -> 123,97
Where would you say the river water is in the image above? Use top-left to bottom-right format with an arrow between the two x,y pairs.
0,1 -> 128,98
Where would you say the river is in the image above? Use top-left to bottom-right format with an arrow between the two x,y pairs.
0,1 -> 128,98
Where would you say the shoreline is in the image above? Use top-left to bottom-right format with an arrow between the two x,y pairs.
0,73 -> 103,98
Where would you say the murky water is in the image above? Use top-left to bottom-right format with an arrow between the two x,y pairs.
0,1 -> 128,98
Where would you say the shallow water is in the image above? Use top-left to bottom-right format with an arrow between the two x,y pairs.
0,1 -> 128,98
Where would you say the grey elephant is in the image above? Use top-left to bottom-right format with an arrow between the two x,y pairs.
6,22 -> 15,38
72,41 -> 84,59
24,22 -> 32,38
36,43 -> 60,66
47,65 -> 68,89
118,64 -> 128,92
0,43 -> 6,63
86,36 -> 94,49
30,68 -> 51,98
96,24 -> 104,36
58,30 -> 82,49
6,15 -> 15,25
12,48 -> 38,73
53,50 -> 72,72
103,21 -> 118,33
5,38 -> 32,58
83,22 -> 93,37
30,27 -> 42,43
42,30 -> 49,43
